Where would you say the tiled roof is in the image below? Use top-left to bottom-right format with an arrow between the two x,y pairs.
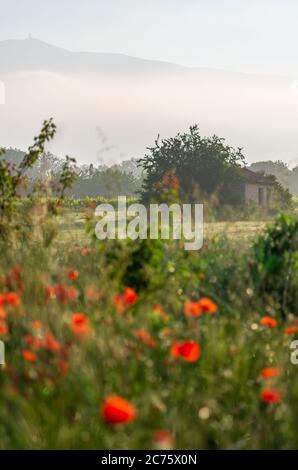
240,167 -> 276,185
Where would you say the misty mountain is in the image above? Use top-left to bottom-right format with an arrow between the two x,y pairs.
0,38 -> 297,166
0,38 -> 189,77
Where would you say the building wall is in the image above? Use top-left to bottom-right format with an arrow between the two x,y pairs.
245,184 -> 273,207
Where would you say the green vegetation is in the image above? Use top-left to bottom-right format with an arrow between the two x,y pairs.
0,122 -> 297,450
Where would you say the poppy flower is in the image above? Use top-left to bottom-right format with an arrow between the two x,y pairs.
260,316 -> 278,328
47,284 -> 79,304
284,326 -> 298,336
68,270 -> 79,281
45,286 -> 56,299
0,321 -> 8,336
184,301 -> 202,317
198,298 -> 218,314
113,288 -> 138,314
5,266 -> 24,292
0,308 -> 7,319
23,335 -> 44,349
22,350 -> 37,363
171,340 -> 201,362
260,367 -> 283,379
44,334 -> 61,352
71,313 -> 90,337
134,329 -> 158,348
101,395 -> 136,425
3,292 -> 21,307
123,288 -> 138,305
260,388 -> 282,404
0,294 -> 6,307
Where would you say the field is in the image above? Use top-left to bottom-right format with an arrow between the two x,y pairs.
56,207 -> 269,242
0,203 -> 297,450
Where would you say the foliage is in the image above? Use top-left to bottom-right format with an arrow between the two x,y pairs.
250,160 -> 298,197
0,120 -> 56,229
72,167 -> 142,199
138,125 -> 245,204
251,214 -> 298,316
0,121 -> 78,239
58,156 -> 78,199
0,211 -> 297,449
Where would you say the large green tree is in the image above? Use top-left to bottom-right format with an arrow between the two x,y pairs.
138,125 -> 245,203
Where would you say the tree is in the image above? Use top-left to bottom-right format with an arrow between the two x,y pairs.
0,119 -> 57,222
71,167 -> 141,198
291,165 -> 298,196
138,125 -> 245,203
249,160 -> 292,190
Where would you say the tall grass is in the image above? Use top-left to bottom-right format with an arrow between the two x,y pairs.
0,205 -> 297,449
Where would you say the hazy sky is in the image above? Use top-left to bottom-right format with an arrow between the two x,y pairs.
1,0 -> 297,77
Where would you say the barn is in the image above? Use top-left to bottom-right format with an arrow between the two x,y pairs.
241,168 -> 275,207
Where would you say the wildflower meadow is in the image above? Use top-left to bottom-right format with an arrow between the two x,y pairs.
0,195 -> 297,449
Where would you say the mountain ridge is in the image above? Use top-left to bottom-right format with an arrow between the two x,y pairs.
0,38 -> 291,81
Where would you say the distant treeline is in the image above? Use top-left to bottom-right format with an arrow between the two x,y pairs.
2,148 -> 298,197
2,148 -> 144,198
249,161 -> 298,197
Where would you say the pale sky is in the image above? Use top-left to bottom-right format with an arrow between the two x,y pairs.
1,0 -> 297,77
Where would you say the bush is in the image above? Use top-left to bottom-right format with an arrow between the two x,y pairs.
251,214 -> 298,316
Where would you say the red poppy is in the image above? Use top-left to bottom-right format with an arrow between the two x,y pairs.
113,288 -> 138,314
0,294 -> 6,307
260,367 -> 283,379
68,270 -> 79,281
123,288 -> 138,305
22,350 -> 37,363
5,266 -> 24,292
171,340 -> 201,362
0,308 -> 7,319
23,335 -> 43,349
1,292 -> 21,307
134,329 -> 158,348
184,301 -> 202,317
260,388 -> 282,404
284,326 -> 298,336
71,313 -> 90,337
44,334 -> 61,352
198,297 -> 218,314
45,286 -> 56,299
101,395 -> 136,425
46,284 -> 79,304
0,321 -> 8,336
260,316 -> 278,328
